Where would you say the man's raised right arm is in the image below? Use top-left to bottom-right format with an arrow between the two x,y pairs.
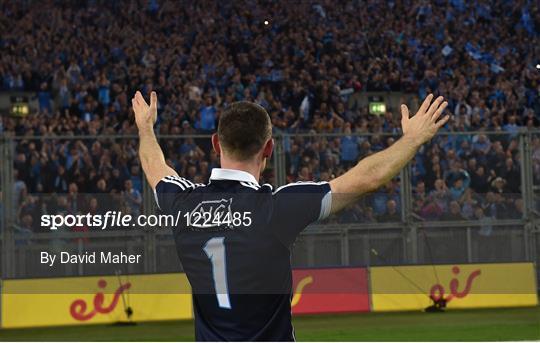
328,94 -> 449,214
132,91 -> 178,189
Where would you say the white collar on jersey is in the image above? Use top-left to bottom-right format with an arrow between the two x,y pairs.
209,168 -> 259,185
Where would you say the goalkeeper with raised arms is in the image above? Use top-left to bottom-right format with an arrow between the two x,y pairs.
133,91 -> 448,341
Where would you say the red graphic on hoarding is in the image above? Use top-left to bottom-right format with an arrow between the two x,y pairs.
69,279 -> 131,321
291,268 -> 369,314
430,266 -> 481,303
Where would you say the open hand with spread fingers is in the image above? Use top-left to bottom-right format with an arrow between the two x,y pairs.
132,91 -> 158,132
401,94 -> 450,147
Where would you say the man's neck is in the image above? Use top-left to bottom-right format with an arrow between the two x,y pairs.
220,159 -> 261,183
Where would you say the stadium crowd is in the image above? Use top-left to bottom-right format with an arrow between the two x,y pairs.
1,0 -> 539,232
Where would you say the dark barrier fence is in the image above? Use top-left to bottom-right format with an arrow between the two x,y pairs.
0,131 -> 538,288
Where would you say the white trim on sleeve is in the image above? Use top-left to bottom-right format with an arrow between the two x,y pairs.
162,178 -> 187,190
153,189 -> 161,210
318,190 -> 332,220
272,181 -> 327,194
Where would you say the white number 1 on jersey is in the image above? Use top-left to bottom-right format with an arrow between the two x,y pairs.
203,237 -> 231,309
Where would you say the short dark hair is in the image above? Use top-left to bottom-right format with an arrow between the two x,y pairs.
217,101 -> 272,160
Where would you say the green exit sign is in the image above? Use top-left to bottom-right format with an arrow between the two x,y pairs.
369,102 -> 386,115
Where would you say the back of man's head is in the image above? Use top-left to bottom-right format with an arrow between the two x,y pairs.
218,101 -> 272,161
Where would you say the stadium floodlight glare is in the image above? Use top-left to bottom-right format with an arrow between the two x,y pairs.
11,103 -> 29,116
10,95 -> 30,117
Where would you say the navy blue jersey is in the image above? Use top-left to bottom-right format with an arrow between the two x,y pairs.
155,168 -> 332,341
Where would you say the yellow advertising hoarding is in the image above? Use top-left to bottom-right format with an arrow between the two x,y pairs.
1,273 -> 193,328
2,263 -> 537,328
370,262 -> 538,311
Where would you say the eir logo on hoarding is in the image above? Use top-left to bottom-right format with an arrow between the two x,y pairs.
70,279 -> 131,321
430,266 -> 481,303
291,276 -> 314,307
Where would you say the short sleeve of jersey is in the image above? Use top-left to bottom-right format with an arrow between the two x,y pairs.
270,182 -> 332,247
154,175 -> 203,214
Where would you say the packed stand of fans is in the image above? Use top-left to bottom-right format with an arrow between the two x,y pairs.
1,0 -> 539,232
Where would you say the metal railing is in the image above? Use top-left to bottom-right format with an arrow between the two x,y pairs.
0,130 -> 538,284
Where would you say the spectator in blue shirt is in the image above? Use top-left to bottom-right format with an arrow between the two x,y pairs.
98,76 -> 110,106
37,82 -> 52,114
503,115 -> 519,137
123,179 -> 142,217
472,134 -> 491,154
197,95 -> 218,131
448,172 -> 471,201
340,124 -> 359,168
